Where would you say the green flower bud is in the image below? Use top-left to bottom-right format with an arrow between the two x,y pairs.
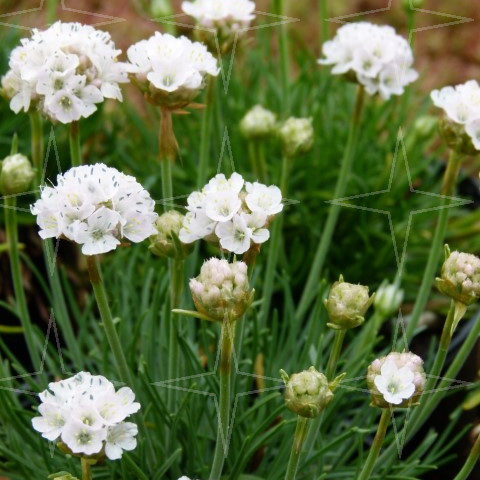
324,275 -> 374,330
149,210 -> 192,259
240,105 -> 277,140
412,115 -> 438,141
367,352 -> 426,408
439,117 -> 478,155
278,117 -> 314,157
48,473 -> 79,480
374,280 -> 404,318
280,367 -> 341,418
189,258 -> 254,321
435,246 -> 480,306
0,153 -> 34,195
151,0 -> 173,17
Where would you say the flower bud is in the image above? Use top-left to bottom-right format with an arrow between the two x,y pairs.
435,247 -> 480,305
402,0 -> 424,10
278,117 -> 314,157
412,115 -> 438,141
438,117 -> 478,155
324,275 -> 374,330
240,105 -> 277,140
149,210 -> 192,259
280,367 -> 336,418
189,258 -> 254,321
367,352 -> 426,408
374,281 -> 404,317
48,473 -> 79,480
0,153 -> 34,195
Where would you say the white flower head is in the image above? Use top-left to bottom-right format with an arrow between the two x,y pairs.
32,372 -> 140,460
367,352 -> 426,408
127,32 -> 218,108
30,163 -> 157,255
2,22 -> 129,122
319,22 -> 417,99
182,0 -> 255,33
431,81 -> 480,152
180,173 -> 281,255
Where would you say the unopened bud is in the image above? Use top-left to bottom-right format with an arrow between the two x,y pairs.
374,281 -> 404,317
402,0 -> 424,10
324,275 -> 374,329
189,258 -> 254,321
435,247 -> 480,305
367,352 -> 426,408
439,117 -> 477,155
240,105 -> 277,140
48,473 -> 79,480
412,115 -> 438,141
278,117 -> 314,157
280,366 -> 339,418
149,210 -> 192,259
0,153 -> 34,195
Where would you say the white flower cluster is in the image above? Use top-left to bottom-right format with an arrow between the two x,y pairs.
179,173 -> 283,255
31,164 -> 157,255
32,372 -> 140,459
319,22 -> 418,100
182,0 -> 255,32
127,33 -> 218,106
440,250 -> 480,301
431,81 -> 480,150
1,22 -> 129,123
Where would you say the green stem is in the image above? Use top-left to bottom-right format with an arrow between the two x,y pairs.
325,329 -> 346,379
69,121 -> 82,167
209,319 -> 236,480
405,149 -> 463,340
284,416 -> 310,480
81,457 -> 92,480
357,409 -> 390,480
297,86 -> 365,322
453,433 -> 480,480
29,112 -> 44,188
4,196 -> 40,371
159,108 -> 176,209
274,0 -> 290,113
258,155 -> 290,324
47,0 -> 58,24
86,255 -> 134,387
197,77 -> 216,189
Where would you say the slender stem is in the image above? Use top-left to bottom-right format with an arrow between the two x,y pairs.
258,155 -> 290,324
69,121 -> 82,167
81,457 -> 92,480
209,319 -> 236,480
47,0 -> 58,24
284,416 -> 310,480
29,112 -> 44,188
159,108 -> 176,209
4,196 -> 40,371
274,0 -> 290,113
325,329 -> 346,379
86,255 -> 134,387
357,409 -> 390,480
453,433 -> 480,480
405,149 -> 463,340
297,86 -> 365,321
197,77 -> 216,189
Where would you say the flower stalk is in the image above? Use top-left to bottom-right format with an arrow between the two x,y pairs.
357,409 -> 390,480
159,108 -> 178,208
86,255 -> 135,387
81,457 -> 92,480
69,121 -> 82,167
284,416 -> 309,480
453,431 -> 480,480
29,111 -> 44,187
325,329 -> 346,379
297,85 -> 365,321
406,149 -> 464,340
209,317 -> 236,480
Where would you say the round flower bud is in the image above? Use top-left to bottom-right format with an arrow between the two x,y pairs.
367,352 -> 426,408
240,105 -> 277,140
324,275 -> 374,330
189,258 -> 254,321
0,153 -> 34,195
278,117 -> 314,157
374,281 -> 404,318
280,367 -> 334,418
412,115 -> 438,141
438,117 -> 478,156
149,210 -> 192,259
48,473 -> 79,480
435,249 -> 480,305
